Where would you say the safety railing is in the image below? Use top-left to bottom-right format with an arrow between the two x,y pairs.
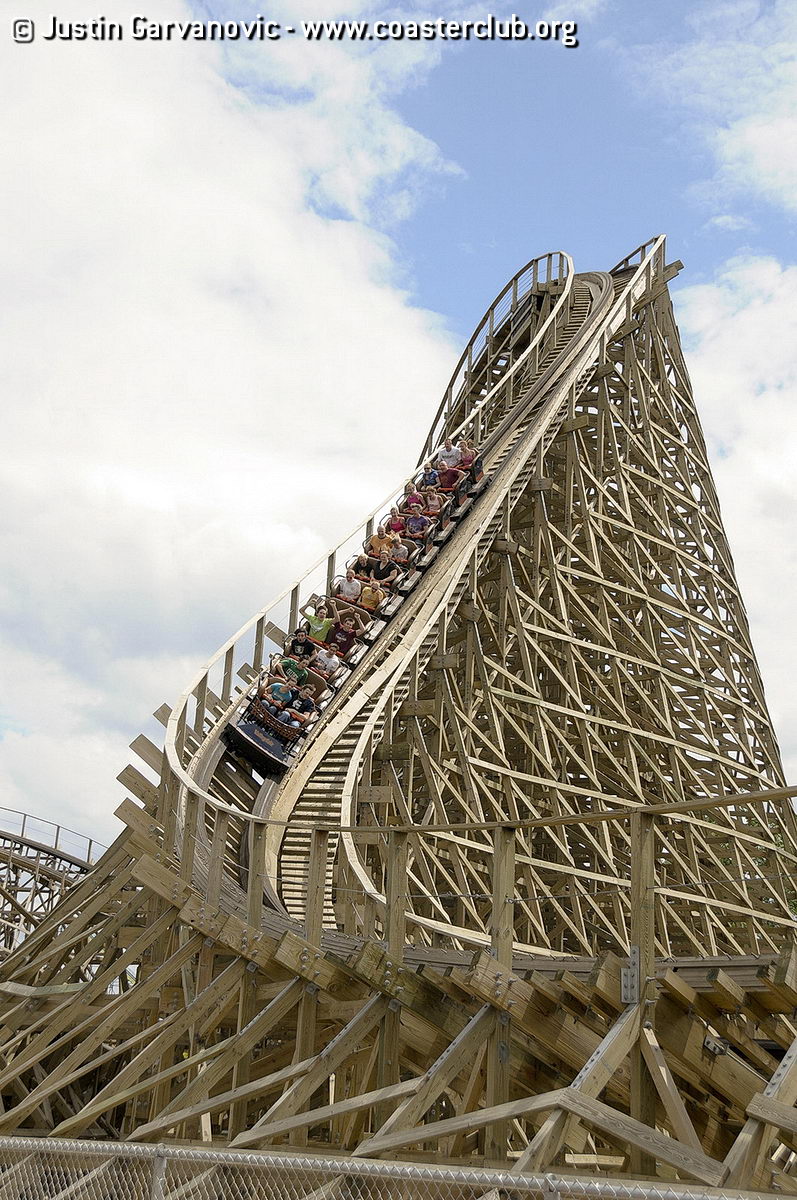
611,234 -> 666,275
418,250 -> 572,463
0,806 -> 105,867
0,1135 -> 773,1199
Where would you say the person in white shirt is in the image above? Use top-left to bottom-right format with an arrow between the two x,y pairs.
436,438 -> 462,469
334,568 -> 362,603
314,646 -> 342,678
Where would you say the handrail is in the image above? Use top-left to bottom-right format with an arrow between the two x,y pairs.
610,233 -> 665,274
0,807 -> 104,867
161,252 -> 575,827
418,251 -> 570,463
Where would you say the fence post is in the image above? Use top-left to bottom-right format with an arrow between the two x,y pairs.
149,1147 -> 168,1200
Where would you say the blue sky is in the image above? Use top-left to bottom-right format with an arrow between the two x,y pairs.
390,0 -> 794,333
0,0 -> 795,842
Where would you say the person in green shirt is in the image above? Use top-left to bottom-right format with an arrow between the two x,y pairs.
273,657 -> 309,687
300,601 -> 334,643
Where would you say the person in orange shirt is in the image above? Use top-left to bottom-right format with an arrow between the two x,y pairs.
367,525 -> 392,556
359,581 -> 385,612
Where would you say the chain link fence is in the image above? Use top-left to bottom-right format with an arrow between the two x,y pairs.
0,1138 -> 772,1200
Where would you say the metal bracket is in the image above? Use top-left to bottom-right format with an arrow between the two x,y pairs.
543,1175 -> 563,1200
703,1033 -> 729,1056
621,944 -> 640,1004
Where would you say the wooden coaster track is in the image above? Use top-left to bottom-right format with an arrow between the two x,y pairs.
1,237 -> 797,1194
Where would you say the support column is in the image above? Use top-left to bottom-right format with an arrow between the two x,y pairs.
293,828 -> 329,1145
229,821 -> 267,1137
629,811 -> 658,1177
484,825 -> 515,1163
376,830 -> 408,1128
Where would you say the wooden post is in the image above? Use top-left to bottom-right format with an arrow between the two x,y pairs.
221,645 -> 234,704
193,676 -> 207,737
375,830 -> 408,1128
629,810 -> 658,1177
247,821 -> 267,930
229,821 -> 267,1137
289,586 -> 299,637
253,615 -> 265,672
485,825 -> 515,1163
293,829 -> 329,1145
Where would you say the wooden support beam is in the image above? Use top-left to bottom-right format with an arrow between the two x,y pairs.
293,828 -> 330,1140
629,809 -> 658,1177
485,826 -> 514,1163
231,995 -> 390,1149
722,1030 -> 797,1187
639,1024 -> 702,1151
376,830 -> 408,1127
559,1089 -> 725,1185
318,1087 -> 569,1157
355,1004 -> 494,1158
126,978 -> 305,1141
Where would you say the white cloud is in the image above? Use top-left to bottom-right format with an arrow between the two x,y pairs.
625,0 -> 797,217
0,0 -> 460,843
703,214 -> 754,234
674,254 -> 797,781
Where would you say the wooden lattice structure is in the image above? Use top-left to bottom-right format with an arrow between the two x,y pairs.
1,236 -> 797,1194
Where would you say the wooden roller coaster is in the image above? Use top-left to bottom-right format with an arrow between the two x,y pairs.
2,235 -> 796,1194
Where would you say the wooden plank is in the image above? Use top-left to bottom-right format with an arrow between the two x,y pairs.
313,1088 -> 568,1156
706,968 -> 745,1012
126,1055 -> 315,1142
747,1093 -> 797,1137
275,930 -> 351,993
639,1024 -> 702,1151
228,1078 -> 419,1145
